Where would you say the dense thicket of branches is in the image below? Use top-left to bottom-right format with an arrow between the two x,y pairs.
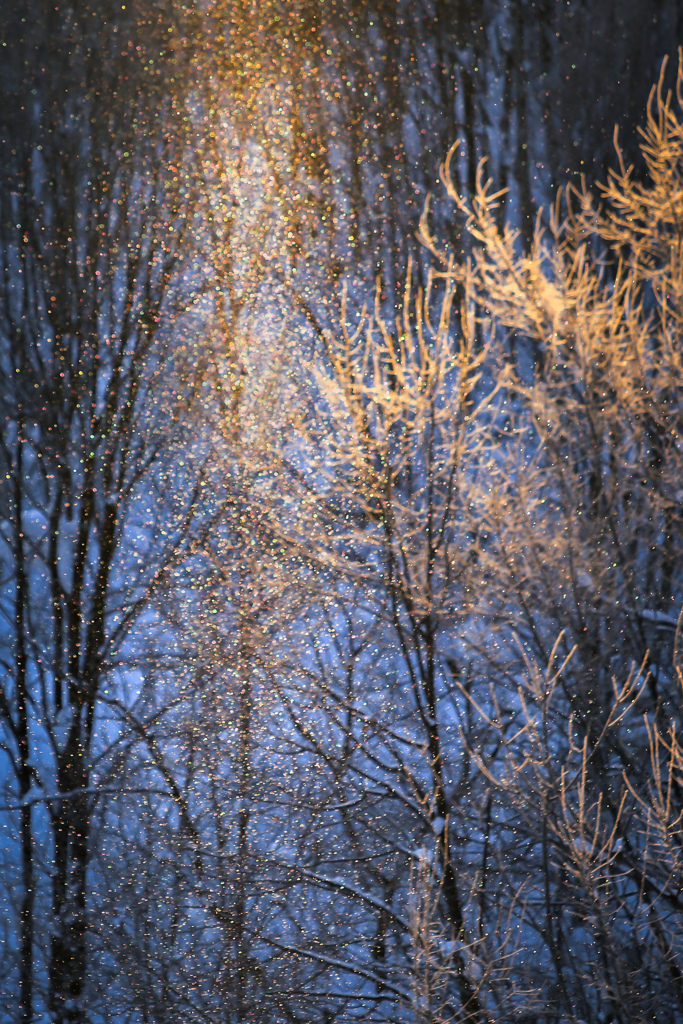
201,0 -> 680,309
0,3 -> 205,1021
2,3 -> 683,1023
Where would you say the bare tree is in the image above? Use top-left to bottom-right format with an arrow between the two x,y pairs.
3,5 -> 681,1021
220,53 -> 683,1023
415,52 -> 683,1022
0,2 -> 202,1020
